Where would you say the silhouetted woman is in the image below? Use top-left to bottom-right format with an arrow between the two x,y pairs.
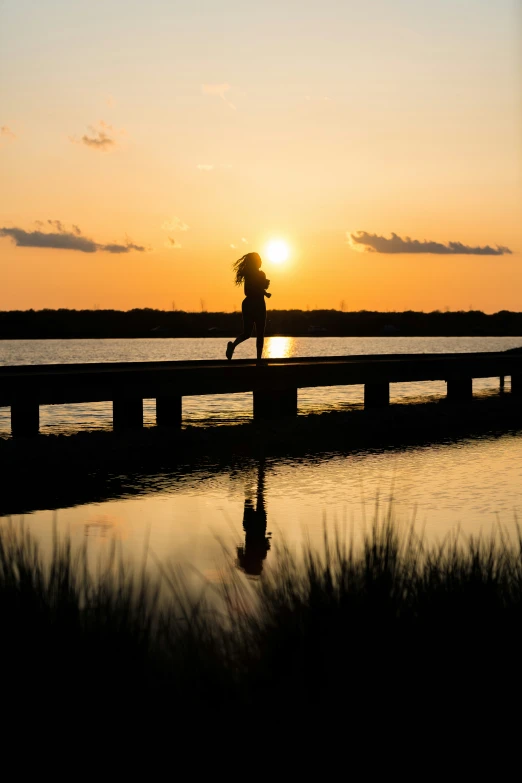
226,252 -> 271,361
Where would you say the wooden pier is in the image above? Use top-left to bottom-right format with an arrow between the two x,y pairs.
0,351 -> 521,437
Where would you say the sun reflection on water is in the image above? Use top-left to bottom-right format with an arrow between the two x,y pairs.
265,336 -> 295,359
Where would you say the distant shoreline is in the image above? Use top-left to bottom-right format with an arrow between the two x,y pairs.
2,308 -> 522,339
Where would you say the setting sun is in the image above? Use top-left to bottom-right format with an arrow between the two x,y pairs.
265,240 -> 290,265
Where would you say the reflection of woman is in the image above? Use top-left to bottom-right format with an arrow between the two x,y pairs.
236,461 -> 271,577
226,252 -> 272,362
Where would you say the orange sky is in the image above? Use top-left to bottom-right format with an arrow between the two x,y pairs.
1,0 -> 520,313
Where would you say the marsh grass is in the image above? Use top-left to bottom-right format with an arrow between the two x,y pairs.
2,514 -> 522,724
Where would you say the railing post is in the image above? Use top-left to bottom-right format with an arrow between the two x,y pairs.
364,382 -> 390,409
500,375 -> 505,393
156,396 -> 182,428
11,400 -> 39,437
512,374 -> 522,397
253,388 -> 297,419
446,378 -> 473,402
113,397 -> 143,431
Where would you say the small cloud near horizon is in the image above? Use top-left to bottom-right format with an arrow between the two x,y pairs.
0,222 -> 146,254
161,217 -> 189,232
164,237 -> 182,250
348,231 -> 512,256
70,121 -> 122,151
201,83 -> 236,110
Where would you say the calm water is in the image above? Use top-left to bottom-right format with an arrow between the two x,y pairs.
1,336 -> 522,573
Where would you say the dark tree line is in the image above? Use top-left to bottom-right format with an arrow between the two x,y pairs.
1,308 -> 522,339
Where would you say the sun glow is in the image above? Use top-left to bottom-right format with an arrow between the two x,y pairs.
265,336 -> 295,359
265,239 -> 290,264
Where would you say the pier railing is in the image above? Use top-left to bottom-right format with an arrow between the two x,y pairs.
1,351 -> 521,437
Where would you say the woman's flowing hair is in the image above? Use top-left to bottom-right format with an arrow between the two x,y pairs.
232,252 -> 261,286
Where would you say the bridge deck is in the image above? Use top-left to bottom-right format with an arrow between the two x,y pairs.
1,351 -> 521,436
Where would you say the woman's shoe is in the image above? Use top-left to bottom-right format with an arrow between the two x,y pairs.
226,341 -> 234,360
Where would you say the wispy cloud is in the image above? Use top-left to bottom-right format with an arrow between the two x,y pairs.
230,237 -> 248,250
230,237 -> 249,250
196,163 -> 232,171
102,240 -> 145,253
347,231 -> 512,256
0,222 -> 145,254
70,121 -> 122,151
161,217 -> 189,232
201,83 -> 236,110
164,237 -> 182,250
0,125 -> 16,140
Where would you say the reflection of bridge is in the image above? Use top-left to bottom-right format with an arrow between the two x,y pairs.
1,352 -> 521,437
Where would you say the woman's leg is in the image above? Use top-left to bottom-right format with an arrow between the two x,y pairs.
255,331 -> 264,360
233,329 -> 252,348
233,309 -> 254,348
226,300 -> 253,359
254,304 -> 267,360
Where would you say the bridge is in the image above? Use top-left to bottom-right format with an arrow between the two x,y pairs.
1,351 -> 521,437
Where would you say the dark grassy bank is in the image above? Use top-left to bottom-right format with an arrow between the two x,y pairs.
3,518 -> 522,734
3,306 -> 522,338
